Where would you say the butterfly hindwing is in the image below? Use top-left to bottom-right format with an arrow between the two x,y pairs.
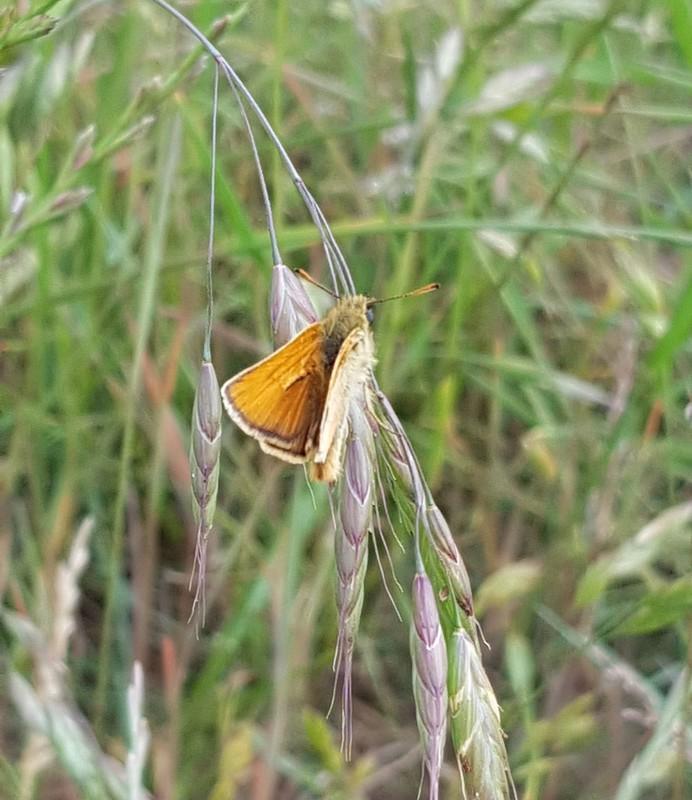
314,326 -> 365,464
310,325 -> 373,482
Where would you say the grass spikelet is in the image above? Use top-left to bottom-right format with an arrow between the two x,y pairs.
48,186 -> 93,216
411,571 -> 448,800
375,388 -> 427,510
448,628 -> 512,800
270,263 -> 318,347
375,387 -> 507,795
51,517 -> 93,675
189,359 -> 222,624
424,505 -> 474,618
377,389 -> 474,618
72,124 -> 95,170
332,399 -> 373,759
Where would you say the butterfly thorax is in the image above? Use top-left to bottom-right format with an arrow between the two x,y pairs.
320,295 -> 370,365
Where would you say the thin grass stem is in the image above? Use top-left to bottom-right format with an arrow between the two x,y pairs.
204,65 -> 219,363
227,82 -> 282,266
150,0 -> 356,296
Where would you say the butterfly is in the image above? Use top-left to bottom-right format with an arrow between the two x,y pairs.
221,274 -> 438,483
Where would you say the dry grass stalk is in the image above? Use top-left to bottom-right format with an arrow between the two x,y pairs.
5,518 -> 152,798
9,517 -> 94,797
10,669 -> 150,800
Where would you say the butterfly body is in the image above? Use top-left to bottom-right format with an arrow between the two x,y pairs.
221,294 -> 375,483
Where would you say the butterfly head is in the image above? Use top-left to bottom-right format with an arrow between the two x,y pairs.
324,294 -> 371,340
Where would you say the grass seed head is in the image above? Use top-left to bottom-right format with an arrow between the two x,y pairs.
424,505 -> 474,617
448,628 -> 511,800
376,391 -> 428,511
340,406 -> 373,547
333,400 -> 373,759
190,360 -> 222,525
189,359 -> 222,623
270,263 -> 318,346
411,571 -> 448,800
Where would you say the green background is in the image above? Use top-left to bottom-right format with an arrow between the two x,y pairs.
1,1 -> 690,798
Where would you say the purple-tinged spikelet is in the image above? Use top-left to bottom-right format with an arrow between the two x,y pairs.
411,572 -> 448,800
333,400 -> 372,758
376,386 -> 508,794
270,263 -> 318,346
424,505 -> 474,619
376,390 -> 426,510
189,359 -> 222,622
377,390 -> 474,617
448,628 -> 512,799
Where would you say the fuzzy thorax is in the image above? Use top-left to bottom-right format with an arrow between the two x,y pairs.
321,295 -> 370,343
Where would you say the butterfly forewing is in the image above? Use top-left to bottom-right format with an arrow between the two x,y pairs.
221,323 -> 329,461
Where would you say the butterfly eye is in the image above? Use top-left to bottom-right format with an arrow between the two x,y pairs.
366,307 -> 374,324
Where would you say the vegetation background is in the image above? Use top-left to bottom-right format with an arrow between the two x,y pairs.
1,0 -> 691,798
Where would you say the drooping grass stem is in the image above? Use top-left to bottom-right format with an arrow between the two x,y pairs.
150,0 -> 355,296
227,82 -> 282,267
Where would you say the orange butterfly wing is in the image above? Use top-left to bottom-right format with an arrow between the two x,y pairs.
221,323 -> 329,463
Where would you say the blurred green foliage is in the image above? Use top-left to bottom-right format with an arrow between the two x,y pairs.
1,1 -> 690,799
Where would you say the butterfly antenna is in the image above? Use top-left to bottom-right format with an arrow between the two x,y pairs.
294,268 -> 338,298
368,282 -> 440,306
